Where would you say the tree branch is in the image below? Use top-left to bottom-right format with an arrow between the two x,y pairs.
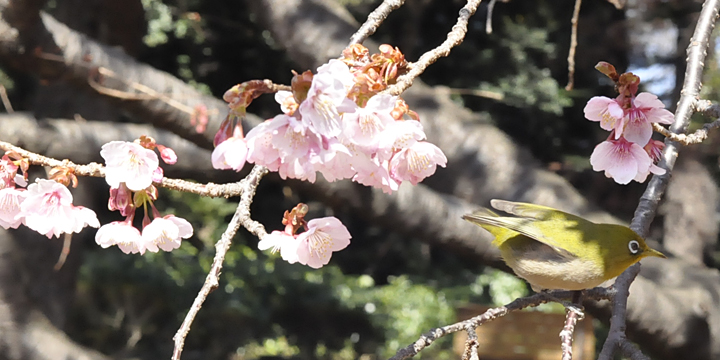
0,2 -> 229,149
384,0 -> 483,96
171,165 -> 268,360
348,0 -> 405,45
603,1 -> 720,359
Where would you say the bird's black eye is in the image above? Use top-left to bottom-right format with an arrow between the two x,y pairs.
628,240 -> 640,254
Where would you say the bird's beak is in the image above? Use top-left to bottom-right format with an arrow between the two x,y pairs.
645,248 -> 667,259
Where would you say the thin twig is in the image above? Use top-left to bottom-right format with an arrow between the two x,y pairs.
32,50 -> 221,118
0,141 -> 253,198
447,87 -> 505,100
652,118 -> 720,145
0,85 -> 13,113
53,233 -> 72,271
560,307 -> 582,360
462,324 -> 479,360
485,0 -> 499,34
384,0 -> 483,96
565,0 -> 582,91
606,0 -> 625,9
349,0 -> 405,45
695,98 -> 720,118
171,165 -> 268,360
387,289 -> 614,360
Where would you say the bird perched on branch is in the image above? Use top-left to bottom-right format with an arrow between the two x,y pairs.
463,200 -> 665,291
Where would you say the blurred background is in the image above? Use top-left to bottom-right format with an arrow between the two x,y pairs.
0,0 -> 719,359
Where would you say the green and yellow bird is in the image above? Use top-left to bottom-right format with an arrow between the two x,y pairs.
463,199 -> 665,291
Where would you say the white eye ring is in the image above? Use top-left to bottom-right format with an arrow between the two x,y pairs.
628,240 -> 640,254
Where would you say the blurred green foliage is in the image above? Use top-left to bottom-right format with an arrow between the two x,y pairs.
71,186 -> 532,359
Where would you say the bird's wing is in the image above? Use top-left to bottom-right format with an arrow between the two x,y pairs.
463,209 -> 577,256
490,199 -> 592,225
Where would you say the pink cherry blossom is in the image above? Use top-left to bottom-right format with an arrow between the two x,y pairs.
13,174 -> 26,187
342,94 -> 396,149
622,92 -> 674,146
634,163 -> 665,183
298,67 -> 356,137
71,207 -> 101,233
278,157 -> 318,183
18,179 -> 100,238
0,187 -> 26,229
584,96 -> 625,134
101,141 -> 160,191
644,139 -> 664,162
0,156 -> 19,189
142,215 -> 193,252
377,120 -> 427,154
390,141 -> 448,185
245,116 -> 287,171
212,136 -> 248,171
315,140 -> 354,182
95,221 -> 145,254
590,137 -> 656,184
152,167 -> 164,183
257,230 -> 300,264
352,155 -> 399,194
295,217 -> 351,269
316,59 -> 355,91
272,115 -> 318,159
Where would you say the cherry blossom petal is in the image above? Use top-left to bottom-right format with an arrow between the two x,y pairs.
212,137 -> 248,171
101,141 -> 160,191
377,120 -> 426,155
72,206 -> 101,233
0,187 -> 26,229
245,117 -> 286,171
622,113 -> 653,146
258,231 -> 300,263
584,96 -> 624,132
633,92 -> 664,109
275,90 -> 298,114
646,107 -> 675,125
298,69 -> 356,137
351,155 -> 398,194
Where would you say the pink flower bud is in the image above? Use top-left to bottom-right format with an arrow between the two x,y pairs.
108,183 -> 134,216
157,145 -> 178,165
151,167 -> 164,183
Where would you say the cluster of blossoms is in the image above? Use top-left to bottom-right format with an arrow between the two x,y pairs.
0,153 -> 100,238
211,44 -> 447,194
585,62 -> 674,184
210,44 -> 445,267
257,203 -> 351,269
94,137 -> 193,255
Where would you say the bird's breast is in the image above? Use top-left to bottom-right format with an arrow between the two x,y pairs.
499,237 -> 606,291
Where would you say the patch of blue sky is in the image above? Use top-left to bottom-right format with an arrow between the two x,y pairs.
627,63 -> 676,105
